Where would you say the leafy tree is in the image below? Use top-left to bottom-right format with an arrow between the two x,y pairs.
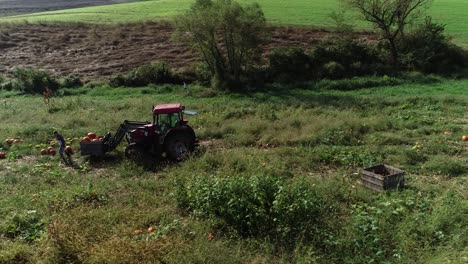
343,0 -> 432,65
174,0 -> 268,90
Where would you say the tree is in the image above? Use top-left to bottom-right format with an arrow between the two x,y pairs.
174,0 -> 268,90
343,0 -> 432,65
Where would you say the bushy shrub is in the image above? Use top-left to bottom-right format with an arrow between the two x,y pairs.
268,47 -> 312,83
322,61 -> 345,80
0,80 -> 19,91
13,68 -> 59,94
399,18 -> 467,74
109,74 -> 126,87
176,175 -> 325,244
0,210 -> 44,242
192,62 -> 212,86
61,75 -> 82,88
109,63 -> 174,87
311,38 -> 381,78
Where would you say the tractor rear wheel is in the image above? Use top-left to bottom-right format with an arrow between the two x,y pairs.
164,133 -> 194,160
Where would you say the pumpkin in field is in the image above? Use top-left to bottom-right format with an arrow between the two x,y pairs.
0,152 -> 6,159
87,133 -> 97,140
463,135 -> 468,141
82,137 -> 91,142
134,229 -> 144,235
65,146 -> 73,154
48,149 -> 56,156
40,149 -> 48,155
48,147 -> 55,154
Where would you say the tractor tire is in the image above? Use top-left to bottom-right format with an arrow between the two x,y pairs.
124,143 -> 145,162
164,133 -> 194,160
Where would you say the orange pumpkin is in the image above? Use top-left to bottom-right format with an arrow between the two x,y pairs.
49,149 -> 56,156
463,135 -> 468,141
134,230 -> 144,235
0,152 -> 6,159
87,133 -> 97,140
65,146 -> 73,154
40,149 -> 48,155
82,137 -> 91,142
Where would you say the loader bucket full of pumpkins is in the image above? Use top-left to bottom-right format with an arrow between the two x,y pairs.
81,132 -> 104,143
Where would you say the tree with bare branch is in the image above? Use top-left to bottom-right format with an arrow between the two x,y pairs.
343,0 -> 432,65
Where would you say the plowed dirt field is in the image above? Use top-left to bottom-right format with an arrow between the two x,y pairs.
0,22 -> 376,80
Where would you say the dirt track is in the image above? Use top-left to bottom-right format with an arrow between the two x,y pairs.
0,22 -> 376,81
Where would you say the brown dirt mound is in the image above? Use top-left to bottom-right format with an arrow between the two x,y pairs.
0,22 -> 376,81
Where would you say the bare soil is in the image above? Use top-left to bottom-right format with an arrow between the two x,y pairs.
0,22 -> 376,81
0,0 -> 131,17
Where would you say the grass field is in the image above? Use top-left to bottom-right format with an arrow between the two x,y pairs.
1,0 -> 468,46
0,77 -> 467,262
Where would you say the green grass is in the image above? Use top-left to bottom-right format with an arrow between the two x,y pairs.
0,78 -> 467,262
1,0 -> 468,46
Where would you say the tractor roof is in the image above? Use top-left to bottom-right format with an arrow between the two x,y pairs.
153,103 -> 184,115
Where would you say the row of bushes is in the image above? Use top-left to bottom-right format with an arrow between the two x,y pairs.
109,63 -> 174,87
0,63 -> 175,94
0,69 -> 82,94
266,25 -> 467,84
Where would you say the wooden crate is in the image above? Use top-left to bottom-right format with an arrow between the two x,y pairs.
361,164 -> 405,192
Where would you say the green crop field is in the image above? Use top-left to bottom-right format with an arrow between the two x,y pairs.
1,0 -> 468,46
0,77 -> 467,262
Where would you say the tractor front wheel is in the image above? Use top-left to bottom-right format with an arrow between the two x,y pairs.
164,134 -> 194,160
124,143 -> 144,162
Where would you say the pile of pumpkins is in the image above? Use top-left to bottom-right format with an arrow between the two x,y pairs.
40,146 -> 57,156
81,132 -> 103,142
0,138 -> 23,159
5,138 -> 22,146
39,145 -> 74,156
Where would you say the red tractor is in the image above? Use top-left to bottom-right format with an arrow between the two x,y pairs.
81,103 -> 197,161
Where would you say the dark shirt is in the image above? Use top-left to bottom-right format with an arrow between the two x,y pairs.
55,134 -> 65,147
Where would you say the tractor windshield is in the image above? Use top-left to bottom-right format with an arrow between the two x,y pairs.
156,113 -> 181,130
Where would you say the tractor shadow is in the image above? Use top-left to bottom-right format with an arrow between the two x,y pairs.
82,152 -> 183,172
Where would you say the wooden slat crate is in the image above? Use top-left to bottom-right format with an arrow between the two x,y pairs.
361,164 -> 405,192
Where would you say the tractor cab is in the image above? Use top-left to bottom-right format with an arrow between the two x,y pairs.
152,103 -> 187,133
